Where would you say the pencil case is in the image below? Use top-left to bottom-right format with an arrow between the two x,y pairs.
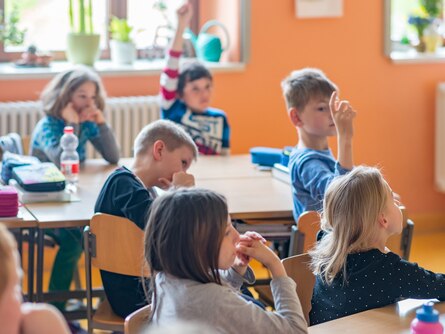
250,147 -> 282,167
12,162 -> 66,192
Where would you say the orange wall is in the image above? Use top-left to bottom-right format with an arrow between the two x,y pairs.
0,1 -> 444,217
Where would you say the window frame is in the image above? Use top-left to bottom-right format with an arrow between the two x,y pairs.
0,0 -> 200,62
384,0 -> 445,63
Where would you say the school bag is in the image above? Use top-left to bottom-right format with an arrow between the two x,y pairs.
1,151 -> 40,184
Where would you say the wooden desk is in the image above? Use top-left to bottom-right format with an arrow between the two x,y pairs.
120,154 -> 271,180
197,177 -> 292,220
308,300 -> 445,334
26,161 -> 116,305
26,155 -> 293,306
0,206 -> 37,301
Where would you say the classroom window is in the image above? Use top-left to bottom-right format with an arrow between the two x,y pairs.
385,0 -> 445,62
0,0 -> 199,62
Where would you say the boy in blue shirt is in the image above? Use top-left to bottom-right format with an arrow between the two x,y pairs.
281,68 -> 356,222
160,3 -> 230,155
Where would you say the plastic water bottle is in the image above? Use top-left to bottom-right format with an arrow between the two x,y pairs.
411,302 -> 444,334
60,126 -> 79,189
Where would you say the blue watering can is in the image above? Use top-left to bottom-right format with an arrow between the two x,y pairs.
186,20 -> 230,62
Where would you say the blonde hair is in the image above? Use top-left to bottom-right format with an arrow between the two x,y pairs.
310,166 -> 389,284
133,119 -> 198,158
40,65 -> 106,118
0,224 -> 17,298
281,68 -> 337,111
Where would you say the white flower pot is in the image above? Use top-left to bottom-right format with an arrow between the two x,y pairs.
110,40 -> 136,65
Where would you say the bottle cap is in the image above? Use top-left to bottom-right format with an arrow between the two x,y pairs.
64,126 -> 74,134
416,302 -> 440,323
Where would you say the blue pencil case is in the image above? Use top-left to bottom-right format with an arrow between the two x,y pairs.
250,147 -> 282,167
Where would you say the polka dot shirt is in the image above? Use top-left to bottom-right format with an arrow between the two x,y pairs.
309,249 -> 445,325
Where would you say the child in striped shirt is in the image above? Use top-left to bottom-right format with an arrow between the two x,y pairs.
159,2 -> 230,155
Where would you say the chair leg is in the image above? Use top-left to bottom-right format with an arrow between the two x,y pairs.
73,267 -> 82,290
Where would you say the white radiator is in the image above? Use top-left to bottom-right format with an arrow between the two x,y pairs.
436,84 -> 445,192
0,96 -> 160,158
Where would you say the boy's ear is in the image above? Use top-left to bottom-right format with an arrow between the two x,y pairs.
289,107 -> 303,127
152,140 -> 165,161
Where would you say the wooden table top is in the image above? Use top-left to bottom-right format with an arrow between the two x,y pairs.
0,206 -> 37,228
308,299 -> 445,334
25,155 -> 293,228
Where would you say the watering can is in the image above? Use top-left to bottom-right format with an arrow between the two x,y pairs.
186,20 -> 230,62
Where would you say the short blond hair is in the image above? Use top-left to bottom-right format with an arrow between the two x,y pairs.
310,166 -> 389,284
133,120 -> 198,158
0,224 -> 17,299
281,68 -> 337,111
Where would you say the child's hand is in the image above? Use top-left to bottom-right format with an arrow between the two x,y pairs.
176,2 -> 193,31
79,105 -> 106,124
232,232 -> 267,275
61,102 -> 79,124
329,91 -> 356,139
158,171 -> 195,189
236,238 -> 286,278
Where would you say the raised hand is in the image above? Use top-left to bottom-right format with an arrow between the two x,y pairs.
329,91 -> 356,139
61,102 -> 79,124
176,2 -> 193,30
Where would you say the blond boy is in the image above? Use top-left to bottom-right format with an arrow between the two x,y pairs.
282,68 -> 356,222
94,119 -> 197,318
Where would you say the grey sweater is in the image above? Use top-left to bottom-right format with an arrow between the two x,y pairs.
150,268 -> 308,334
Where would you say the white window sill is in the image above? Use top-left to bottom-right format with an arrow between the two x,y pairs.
390,47 -> 445,64
0,59 -> 246,80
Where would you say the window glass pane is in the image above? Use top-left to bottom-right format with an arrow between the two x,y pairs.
128,0 -> 184,50
4,0 -> 107,52
391,0 -> 423,43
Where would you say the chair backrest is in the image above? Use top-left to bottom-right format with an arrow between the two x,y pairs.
288,211 -> 321,256
282,253 -> 315,325
124,304 -> 152,334
86,213 -> 149,277
386,206 -> 414,260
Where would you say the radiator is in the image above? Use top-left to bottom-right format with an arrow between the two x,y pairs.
436,84 -> 445,192
0,96 -> 160,158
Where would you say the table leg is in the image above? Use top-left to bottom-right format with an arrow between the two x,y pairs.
36,228 -> 44,302
27,227 -> 35,302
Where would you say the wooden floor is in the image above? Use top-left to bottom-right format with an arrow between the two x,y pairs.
21,230 -> 445,332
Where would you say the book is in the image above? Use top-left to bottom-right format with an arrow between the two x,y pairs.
9,180 -> 74,204
272,163 -> 290,184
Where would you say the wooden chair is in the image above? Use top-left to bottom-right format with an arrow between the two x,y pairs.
124,304 -> 152,334
288,211 -> 321,257
84,213 -> 150,334
282,253 -> 315,325
255,211 -> 320,307
386,206 -> 415,260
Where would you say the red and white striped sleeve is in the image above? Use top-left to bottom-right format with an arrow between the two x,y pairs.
160,49 -> 182,110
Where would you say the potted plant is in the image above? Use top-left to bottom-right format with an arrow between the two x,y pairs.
0,5 -> 26,47
66,0 -> 100,66
109,16 -> 136,65
408,0 -> 442,53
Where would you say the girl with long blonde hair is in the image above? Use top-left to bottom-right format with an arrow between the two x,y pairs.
310,166 -> 445,325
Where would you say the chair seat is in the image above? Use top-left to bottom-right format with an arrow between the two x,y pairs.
93,299 -> 124,326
